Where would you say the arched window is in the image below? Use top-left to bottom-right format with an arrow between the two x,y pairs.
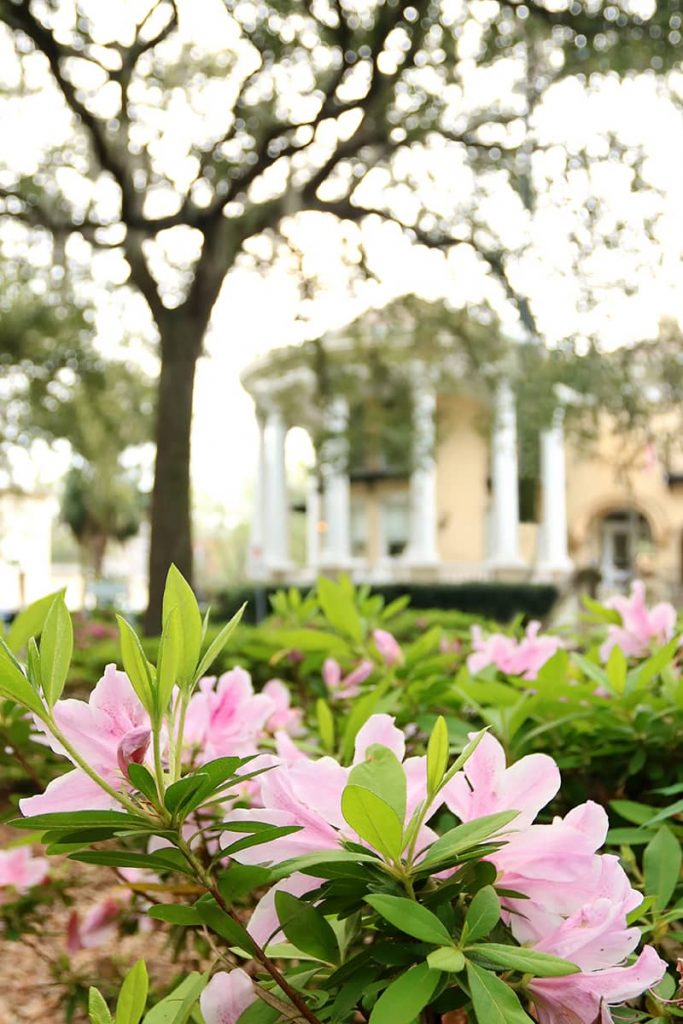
598,509 -> 651,590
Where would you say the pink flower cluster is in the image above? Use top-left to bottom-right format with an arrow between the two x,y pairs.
219,721 -> 664,1024
468,621 -> 563,680
322,657 -> 374,699
445,733 -> 665,1022
0,846 -> 48,901
600,580 -> 678,661
20,665 -> 300,817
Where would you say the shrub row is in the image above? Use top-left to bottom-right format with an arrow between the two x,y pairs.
215,580 -> 559,624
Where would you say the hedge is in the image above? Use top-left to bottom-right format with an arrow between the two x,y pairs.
215,580 -> 559,625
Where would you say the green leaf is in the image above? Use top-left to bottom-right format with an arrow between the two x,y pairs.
6,589 -> 65,653
644,826 -> 682,912
193,603 -> 246,684
341,785 -> 404,862
0,639 -> 46,717
419,811 -> 519,871
467,944 -> 580,977
348,744 -> 406,823
147,905 -> 202,926
115,960 -> 148,1024
116,616 -> 154,713
11,809 -> 152,831
142,973 -> 207,1024
581,593 -> 620,624
217,863 -> 272,903
368,962 -> 440,1024
610,800 -> 656,825
127,764 -> 158,804
89,987 -> 113,1024
156,607 -> 180,719
164,774 -> 210,818
606,644 -> 627,694
27,637 -> 42,690
317,576 -> 363,642
236,1004 -> 279,1024
627,636 -> 680,692
316,697 -> 335,752
463,886 -> 500,944
194,900 -> 255,952
426,716 -> 449,795
340,685 -> 390,763
426,947 -> 465,972
365,894 -> 453,946
162,565 -> 202,687
573,653 -> 610,691
274,890 -> 339,963
466,961 -> 535,1024
69,849 -> 192,876
39,596 -> 73,707
440,729 -> 488,788
267,848 -> 380,881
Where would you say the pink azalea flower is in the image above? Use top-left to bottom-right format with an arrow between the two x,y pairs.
0,847 -> 48,898
322,657 -> 342,691
443,732 -> 665,1019
20,664 -> 150,817
373,629 -> 403,666
322,658 -> 373,699
262,679 -> 304,736
200,969 -> 257,1024
222,714 -> 427,865
601,580 -> 678,661
248,872 -> 323,948
183,667 -> 275,761
67,896 -> 122,952
443,732 -> 560,830
529,945 -> 666,1024
467,622 -> 562,680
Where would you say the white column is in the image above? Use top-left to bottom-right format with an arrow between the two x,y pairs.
247,412 -> 267,579
321,395 -> 351,568
406,377 -> 438,565
488,379 -> 525,571
306,473 -> 322,574
536,408 -> 572,578
264,407 -> 290,570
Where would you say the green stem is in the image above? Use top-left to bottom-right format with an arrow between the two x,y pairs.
47,720 -> 141,816
153,726 -> 166,802
172,691 -> 190,782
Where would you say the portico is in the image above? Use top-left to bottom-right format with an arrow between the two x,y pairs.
241,348 -> 574,586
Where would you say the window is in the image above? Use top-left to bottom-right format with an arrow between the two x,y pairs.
382,496 -> 410,558
350,500 -> 367,559
519,476 -> 539,524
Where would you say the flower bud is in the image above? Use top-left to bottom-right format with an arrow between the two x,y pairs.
322,657 -> 342,690
117,726 -> 151,778
373,629 -> 403,666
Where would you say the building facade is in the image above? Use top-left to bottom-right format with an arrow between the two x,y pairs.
242,333 -> 683,598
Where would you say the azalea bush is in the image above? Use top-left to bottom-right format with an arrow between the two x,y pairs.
0,572 -> 682,1022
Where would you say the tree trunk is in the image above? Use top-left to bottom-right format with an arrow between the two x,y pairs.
144,318 -> 201,634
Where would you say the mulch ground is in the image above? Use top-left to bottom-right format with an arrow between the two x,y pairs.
0,824 -> 200,1024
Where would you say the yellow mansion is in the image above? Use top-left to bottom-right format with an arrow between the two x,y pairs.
241,317 -> 682,597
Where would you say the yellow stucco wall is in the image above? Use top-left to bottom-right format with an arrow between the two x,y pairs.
435,394 -> 490,565
565,418 -> 683,583
348,396 -> 683,583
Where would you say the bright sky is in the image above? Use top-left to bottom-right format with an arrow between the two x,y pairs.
2,0 -> 683,526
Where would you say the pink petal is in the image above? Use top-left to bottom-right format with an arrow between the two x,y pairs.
248,873 -> 321,947
322,658 -> 342,690
19,769 -> 118,816
200,970 -> 257,1024
353,714 -> 405,764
